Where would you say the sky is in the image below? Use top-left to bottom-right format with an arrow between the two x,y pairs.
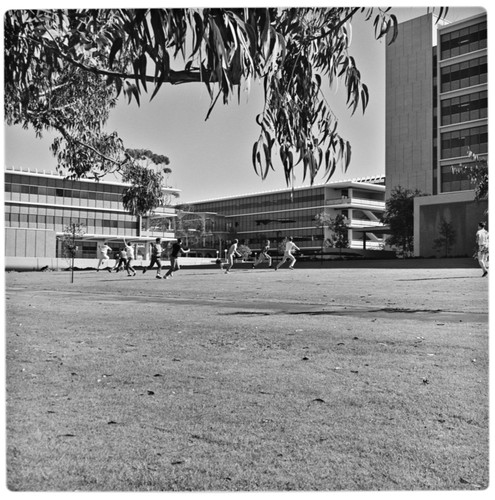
2,3 -> 488,203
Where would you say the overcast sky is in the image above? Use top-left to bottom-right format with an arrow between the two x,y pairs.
3,3 -> 488,203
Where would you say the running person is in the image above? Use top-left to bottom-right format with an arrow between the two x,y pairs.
97,242 -> 112,272
476,221 -> 489,277
252,239 -> 272,268
275,237 -> 300,270
143,237 -> 164,279
223,239 -> 242,273
124,239 -> 136,276
165,238 -> 190,279
113,247 -> 127,272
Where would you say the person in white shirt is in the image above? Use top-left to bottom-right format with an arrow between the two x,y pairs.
475,221 -> 489,277
97,242 -> 112,272
275,236 -> 300,270
124,239 -> 136,277
222,239 -> 242,274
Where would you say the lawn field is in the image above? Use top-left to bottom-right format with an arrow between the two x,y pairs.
4,260 -> 490,492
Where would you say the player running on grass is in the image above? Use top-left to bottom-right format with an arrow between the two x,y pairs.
252,239 -> 272,269
143,237 -> 164,279
275,236 -> 300,270
164,238 -> 190,279
222,239 -> 242,274
96,242 -> 112,272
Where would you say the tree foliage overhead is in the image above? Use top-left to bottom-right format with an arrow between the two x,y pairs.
4,7 -> 422,188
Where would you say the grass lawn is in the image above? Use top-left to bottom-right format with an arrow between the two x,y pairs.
4,262 -> 489,491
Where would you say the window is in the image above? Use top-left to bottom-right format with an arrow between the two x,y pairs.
440,56 -> 487,93
441,125 -> 488,159
441,164 -> 474,193
441,91 -> 487,125
440,21 -> 487,60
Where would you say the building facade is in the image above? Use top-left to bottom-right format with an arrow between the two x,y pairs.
182,176 -> 387,258
386,12 -> 487,257
4,167 -> 180,270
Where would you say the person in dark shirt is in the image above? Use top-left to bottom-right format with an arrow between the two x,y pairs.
252,239 -> 272,269
165,238 -> 190,279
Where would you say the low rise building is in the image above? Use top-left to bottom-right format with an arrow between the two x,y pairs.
182,175 -> 388,259
4,166 -> 180,270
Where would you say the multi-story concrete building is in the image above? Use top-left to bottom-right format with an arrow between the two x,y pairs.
3,166 -> 388,269
4,166 -> 180,270
386,11 -> 487,257
182,176 -> 387,258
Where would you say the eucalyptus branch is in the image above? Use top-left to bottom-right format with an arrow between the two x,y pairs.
54,125 -> 127,171
308,7 -> 360,43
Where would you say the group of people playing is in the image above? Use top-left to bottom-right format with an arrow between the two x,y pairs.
97,225 -> 489,278
97,235 -> 302,278
221,236 -> 300,273
97,238 -> 136,276
97,237 -> 190,279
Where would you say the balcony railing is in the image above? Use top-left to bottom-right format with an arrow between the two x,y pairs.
349,220 -> 384,227
325,197 -> 384,208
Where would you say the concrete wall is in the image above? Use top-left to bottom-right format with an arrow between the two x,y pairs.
414,191 -> 488,257
5,228 -> 57,258
386,13 -> 434,198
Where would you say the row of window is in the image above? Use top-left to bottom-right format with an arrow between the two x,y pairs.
351,189 -> 384,202
192,192 -> 386,215
5,183 -> 124,203
440,56 -> 487,93
4,213 -> 138,230
57,240 -> 98,259
440,21 -> 487,60
441,164 -> 475,193
236,229 -> 325,249
192,189 -> 326,214
225,211 -> 329,233
225,207 -> 383,233
440,125 -> 488,159
6,203 -> 136,221
440,91 -> 487,126
5,173 -> 124,193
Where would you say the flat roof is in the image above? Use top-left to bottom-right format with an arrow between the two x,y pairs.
4,166 -> 181,193
182,175 -> 385,205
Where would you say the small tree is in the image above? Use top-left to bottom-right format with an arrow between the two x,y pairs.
61,222 -> 86,283
237,244 -> 252,261
315,212 -> 349,256
121,149 -> 177,236
328,213 -> 349,255
432,218 -> 457,257
382,186 -> 422,258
